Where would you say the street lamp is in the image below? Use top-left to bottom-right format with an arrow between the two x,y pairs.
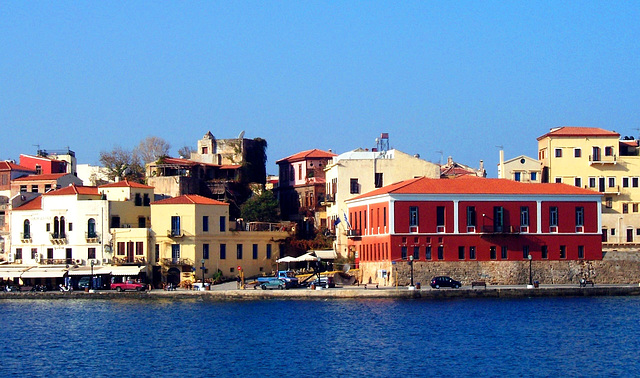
409,255 -> 415,289
90,259 -> 94,291
527,254 -> 533,289
200,259 -> 205,287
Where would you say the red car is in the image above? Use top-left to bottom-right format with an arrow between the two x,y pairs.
111,280 -> 147,292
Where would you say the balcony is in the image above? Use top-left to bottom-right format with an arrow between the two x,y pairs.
41,259 -> 72,265
321,194 -> 335,205
167,229 -> 183,238
49,233 -> 67,245
480,225 -> 520,234
160,257 -> 194,266
601,185 -> 621,195
113,256 -> 146,265
85,232 -> 100,243
589,154 -> 617,165
20,232 -> 31,243
346,229 -> 362,238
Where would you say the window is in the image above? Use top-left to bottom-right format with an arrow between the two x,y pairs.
634,204 -> 639,213
550,207 -> 558,227
458,246 -> 465,260
203,244 -> 210,259
469,246 -> 476,260
574,148 -> 581,158
466,206 -> 476,228
530,172 -> 537,181
602,229 -> 608,242
574,177 -> 582,187
111,216 -> 120,228
608,177 -> 616,188
20,185 -> 27,192
555,148 -> 562,157
488,246 -> 496,260
501,246 -> 507,259
401,246 -> 407,260
541,246 -> 548,259
31,248 -> 38,260
578,245 -> 584,259
138,217 -> 145,228
35,165 -> 42,174
155,244 -> 160,263
611,228 -> 616,236
520,206 -> 529,227
136,242 -> 144,255
44,184 -> 51,192
606,197 -> 613,208
31,185 -> 38,193
47,248 -> 53,259
202,216 -> 209,232
383,208 -> 387,227
171,244 -> 180,262
219,216 -> 226,232
143,193 -> 150,206
605,146 -> 613,156
23,219 -> 30,239
375,173 -> 383,188
266,244 -> 272,259
575,207 -> 584,226
633,177 -> 639,188
135,193 -> 142,206
409,207 -> 419,227
236,244 -> 243,259
589,177 -> 596,188
493,206 -> 504,232
560,245 -> 566,259
555,177 -> 562,184
412,246 -> 419,260
523,245 -> 529,259
350,178 -> 359,194
437,245 -> 444,260
220,244 -> 226,259
514,172 -> 521,182
15,248 -> 22,260
425,246 -> 432,260
171,216 -> 181,236
253,244 -> 258,260
623,177 -> 630,188
436,207 -> 445,231
623,204 -> 629,214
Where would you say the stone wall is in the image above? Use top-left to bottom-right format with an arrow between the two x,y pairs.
361,253 -> 640,286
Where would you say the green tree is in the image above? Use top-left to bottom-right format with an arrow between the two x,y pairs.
240,190 -> 279,222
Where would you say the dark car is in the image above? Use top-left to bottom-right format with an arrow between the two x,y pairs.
430,276 -> 461,289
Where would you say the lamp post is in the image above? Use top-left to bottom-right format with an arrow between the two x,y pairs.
527,254 -> 533,289
90,259 -> 94,292
409,255 -> 415,289
200,259 -> 205,288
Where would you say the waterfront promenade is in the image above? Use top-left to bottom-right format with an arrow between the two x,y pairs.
2,282 -> 640,300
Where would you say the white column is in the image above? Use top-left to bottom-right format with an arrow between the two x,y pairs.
536,200 -> 542,233
453,200 -> 459,234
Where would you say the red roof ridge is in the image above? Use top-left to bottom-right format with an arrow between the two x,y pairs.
537,126 -> 620,140
276,149 -> 337,163
152,194 -> 228,206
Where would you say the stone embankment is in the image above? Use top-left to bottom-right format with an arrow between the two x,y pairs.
1,285 -> 640,301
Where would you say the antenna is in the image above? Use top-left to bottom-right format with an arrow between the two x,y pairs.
634,128 -> 640,140
436,150 -> 443,165
496,145 -> 503,150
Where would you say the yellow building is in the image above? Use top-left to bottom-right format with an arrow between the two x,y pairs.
150,194 -> 290,286
537,127 -> 640,250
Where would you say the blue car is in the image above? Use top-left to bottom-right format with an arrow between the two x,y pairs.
260,278 -> 288,290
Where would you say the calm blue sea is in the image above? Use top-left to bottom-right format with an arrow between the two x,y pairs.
1,296 -> 638,377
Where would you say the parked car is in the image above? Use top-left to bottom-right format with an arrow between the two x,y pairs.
309,276 -> 335,288
430,276 -> 461,289
260,278 -> 288,290
78,276 -> 91,290
111,280 -> 147,292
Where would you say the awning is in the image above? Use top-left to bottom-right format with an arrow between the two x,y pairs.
67,266 -> 107,276
0,266 -> 33,279
296,253 -> 318,262
21,267 -> 68,279
276,256 -> 297,263
109,266 -> 146,276
313,250 -> 337,260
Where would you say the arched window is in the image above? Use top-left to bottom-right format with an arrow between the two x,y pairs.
87,218 -> 96,238
53,216 -> 59,238
60,216 -> 66,238
23,219 -> 30,239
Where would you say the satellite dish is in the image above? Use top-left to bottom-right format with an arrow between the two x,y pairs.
343,264 -> 351,273
238,130 -> 245,139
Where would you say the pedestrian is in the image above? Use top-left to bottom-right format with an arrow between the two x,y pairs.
236,275 -> 241,289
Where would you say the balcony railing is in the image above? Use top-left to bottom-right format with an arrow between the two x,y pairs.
160,257 -> 194,266
233,222 -> 294,232
589,154 -> 617,164
49,233 -> 67,245
85,232 -> 100,243
167,229 -> 183,238
113,256 -> 146,265
20,233 -> 31,242
41,259 -> 71,265
346,229 -> 362,238
481,225 -> 520,234
601,185 -> 620,195
323,194 -> 335,204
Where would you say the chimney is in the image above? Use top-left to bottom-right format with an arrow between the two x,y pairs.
447,156 -> 453,166
499,150 -> 505,178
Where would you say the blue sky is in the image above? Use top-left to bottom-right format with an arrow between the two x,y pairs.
2,1 -> 639,177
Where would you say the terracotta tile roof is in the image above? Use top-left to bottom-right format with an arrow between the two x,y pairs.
99,180 -> 154,189
0,161 -> 34,172
45,184 -> 100,196
276,149 -> 337,163
12,196 -> 42,211
349,176 -> 599,201
13,173 -> 68,181
152,194 -> 228,206
537,127 -> 620,140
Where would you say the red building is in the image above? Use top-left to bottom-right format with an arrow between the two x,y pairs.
346,176 -> 602,268
19,154 -> 67,175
